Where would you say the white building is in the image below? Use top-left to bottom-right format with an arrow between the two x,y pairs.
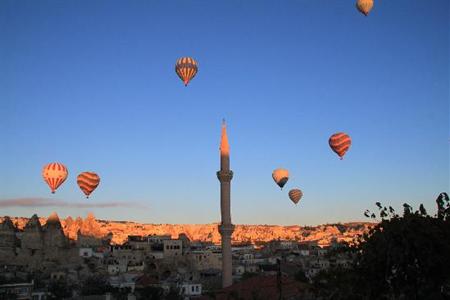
240,253 -> 254,264
179,283 -> 202,297
79,247 -> 93,258
233,265 -> 245,276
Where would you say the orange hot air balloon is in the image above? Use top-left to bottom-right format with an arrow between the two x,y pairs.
175,57 -> 198,86
42,162 -> 68,194
272,168 -> 289,189
288,189 -> 303,204
329,132 -> 352,160
356,0 -> 374,16
77,172 -> 100,198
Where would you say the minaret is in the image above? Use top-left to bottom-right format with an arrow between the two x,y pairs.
217,120 -> 234,288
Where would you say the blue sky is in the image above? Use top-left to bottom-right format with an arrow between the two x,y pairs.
1,0 -> 448,225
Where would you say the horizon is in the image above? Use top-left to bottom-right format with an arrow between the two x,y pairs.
1,211 -> 376,227
1,0 -> 448,226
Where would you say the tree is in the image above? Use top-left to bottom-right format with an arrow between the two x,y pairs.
136,286 -> 164,300
80,275 -> 112,296
241,272 -> 258,281
294,269 -> 308,283
48,280 -> 72,299
314,193 -> 450,300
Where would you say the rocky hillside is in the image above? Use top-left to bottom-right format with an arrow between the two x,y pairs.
2,214 -> 374,246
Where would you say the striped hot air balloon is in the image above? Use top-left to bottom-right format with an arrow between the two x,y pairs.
356,0 -> 374,16
288,189 -> 303,204
42,163 -> 68,194
77,172 -> 100,198
329,132 -> 352,160
175,57 -> 198,86
272,168 -> 289,189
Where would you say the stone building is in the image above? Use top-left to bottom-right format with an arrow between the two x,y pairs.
163,239 -> 182,258
188,249 -> 222,271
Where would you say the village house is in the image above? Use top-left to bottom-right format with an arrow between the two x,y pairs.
179,282 -> 202,298
188,249 -> 222,271
163,239 -> 183,258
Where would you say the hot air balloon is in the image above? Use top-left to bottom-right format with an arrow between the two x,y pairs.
272,168 -> 289,189
288,189 -> 303,204
77,172 -> 100,198
175,57 -> 198,86
42,162 -> 68,194
356,0 -> 374,16
329,132 -> 352,160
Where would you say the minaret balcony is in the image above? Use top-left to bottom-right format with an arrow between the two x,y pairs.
219,223 -> 235,235
217,170 -> 233,182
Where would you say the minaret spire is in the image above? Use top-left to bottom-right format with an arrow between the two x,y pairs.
217,120 -> 234,288
220,119 -> 230,169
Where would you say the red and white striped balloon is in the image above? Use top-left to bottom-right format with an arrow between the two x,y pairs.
42,163 -> 68,193
288,189 -> 303,205
329,132 -> 352,160
175,57 -> 198,86
77,172 -> 100,198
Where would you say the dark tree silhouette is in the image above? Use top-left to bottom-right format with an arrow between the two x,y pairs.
81,275 -> 112,296
48,280 -> 72,299
314,193 -> 450,300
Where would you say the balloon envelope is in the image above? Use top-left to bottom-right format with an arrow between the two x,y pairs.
272,168 -> 289,189
42,163 -> 68,193
288,189 -> 303,204
175,57 -> 198,86
356,0 -> 374,16
329,132 -> 352,159
77,172 -> 100,198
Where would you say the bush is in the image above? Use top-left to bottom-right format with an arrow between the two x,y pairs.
314,193 -> 450,300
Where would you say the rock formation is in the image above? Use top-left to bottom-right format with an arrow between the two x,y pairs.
0,216 -> 18,263
21,214 -> 44,250
41,212 -> 69,261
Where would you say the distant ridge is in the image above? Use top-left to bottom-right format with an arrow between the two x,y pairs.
1,214 -> 375,247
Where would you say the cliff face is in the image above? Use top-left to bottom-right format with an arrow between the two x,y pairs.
2,215 -> 373,246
